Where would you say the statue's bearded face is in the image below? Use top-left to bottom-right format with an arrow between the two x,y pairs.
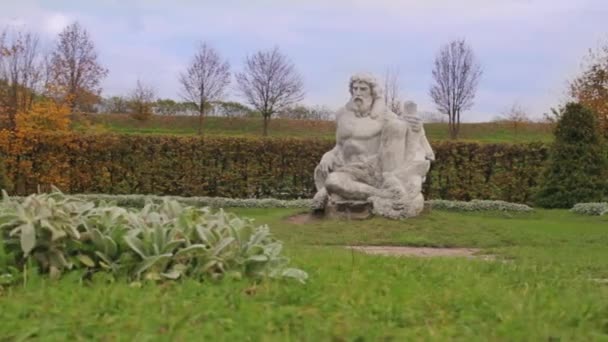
350,81 -> 373,114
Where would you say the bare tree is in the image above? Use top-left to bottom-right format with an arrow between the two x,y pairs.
309,105 -> 334,121
49,22 -> 108,112
129,79 -> 155,121
384,67 -> 402,114
0,28 -> 44,130
430,39 -> 482,139
497,102 -> 531,131
420,110 -> 448,123
276,104 -> 334,121
236,47 -> 305,136
209,101 -> 252,118
276,104 -> 310,120
104,96 -> 129,114
179,42 -> 230,135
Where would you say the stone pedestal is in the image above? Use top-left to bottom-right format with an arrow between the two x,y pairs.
325,200 -> 373,220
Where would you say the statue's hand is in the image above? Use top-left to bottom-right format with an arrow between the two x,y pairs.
318,153 -> 334,175
403,115 -> 422,133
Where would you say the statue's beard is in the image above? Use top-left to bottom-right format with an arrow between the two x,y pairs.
348,96 -> 373,117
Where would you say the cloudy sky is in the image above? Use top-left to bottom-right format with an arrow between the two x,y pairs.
1,0 -> 607,121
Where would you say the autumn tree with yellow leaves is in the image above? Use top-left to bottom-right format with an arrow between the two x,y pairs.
15,97 -> 71,132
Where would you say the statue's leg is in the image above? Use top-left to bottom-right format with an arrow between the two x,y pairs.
381,172 -> 407,198
311,187 -> 328,210
312,165 -> 329,210
325,172 -> 388,201
314,164 -> 328,191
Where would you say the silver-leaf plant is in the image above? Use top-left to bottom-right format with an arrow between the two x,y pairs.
0,188 -> 307,284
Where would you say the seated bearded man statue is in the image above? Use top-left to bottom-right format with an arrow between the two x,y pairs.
312,73 -> 434,219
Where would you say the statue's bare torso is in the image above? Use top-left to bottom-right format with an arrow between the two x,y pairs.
335,109 -> 386,165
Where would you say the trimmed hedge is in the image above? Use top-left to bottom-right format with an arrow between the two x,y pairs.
0,132 -> 549,203
61,193 -> 313,209
7,194 -> 535,213
426,142 -> 548,203
426,199 -> 533,212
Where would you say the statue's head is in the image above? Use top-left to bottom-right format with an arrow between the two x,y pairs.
348,73 -> 382,116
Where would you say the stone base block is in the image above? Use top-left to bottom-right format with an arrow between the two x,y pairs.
325,200 -> 373,220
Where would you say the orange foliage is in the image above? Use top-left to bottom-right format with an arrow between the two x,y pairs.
15,98 -> 71,132
570,43 -> 608,137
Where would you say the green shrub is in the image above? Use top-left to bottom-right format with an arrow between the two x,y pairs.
570,202 -> 608,216
535,103 -> 608,208
9,193 -> 536,213
0,188 -> 307,285
70,193 -> 314,209
427,199 -> 533,212
425,142 -> 548,203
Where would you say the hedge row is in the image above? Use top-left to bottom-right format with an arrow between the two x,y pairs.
427,141 -> 549,203
0,132 -> 549,203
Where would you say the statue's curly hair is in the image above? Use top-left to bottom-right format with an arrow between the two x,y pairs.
349,72 -> 383,99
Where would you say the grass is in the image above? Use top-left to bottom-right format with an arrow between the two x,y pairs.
78,113 -> 555,143
80,114 -> 336,139
231,208 -> 608,248
1,208 -> 607,340
424,121 -> 554,143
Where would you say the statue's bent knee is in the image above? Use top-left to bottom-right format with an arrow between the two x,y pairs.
325,172 -> 343,193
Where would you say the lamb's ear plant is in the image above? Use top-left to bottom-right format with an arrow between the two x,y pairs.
0,189 -> 307,285
78,205 -> 130,273
0,189 -> 94,278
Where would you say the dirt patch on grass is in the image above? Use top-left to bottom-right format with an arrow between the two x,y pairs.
285,212 -> 323,224
348,246 -> 492,259
285,214 -> 495,259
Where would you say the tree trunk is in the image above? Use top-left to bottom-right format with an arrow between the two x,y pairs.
8,84 -> 18,131
68,88 -> 78,112
263,115 -> 268,136
449,112 -> 456,139
7,112 -> 16,131
455,110 -> 461,139
198,103 -> 204,135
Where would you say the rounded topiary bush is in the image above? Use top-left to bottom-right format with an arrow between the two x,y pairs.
535,103 -> 608,208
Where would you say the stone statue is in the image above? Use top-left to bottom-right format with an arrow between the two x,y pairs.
312,73 -> 434,219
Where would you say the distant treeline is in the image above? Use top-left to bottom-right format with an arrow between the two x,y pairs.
97,97 -> 334,121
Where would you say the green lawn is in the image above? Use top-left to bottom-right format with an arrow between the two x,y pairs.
423,122 -> 554,143
1,208 -> 607,340
78,113 -> 555,143
81,114 -> 337,140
